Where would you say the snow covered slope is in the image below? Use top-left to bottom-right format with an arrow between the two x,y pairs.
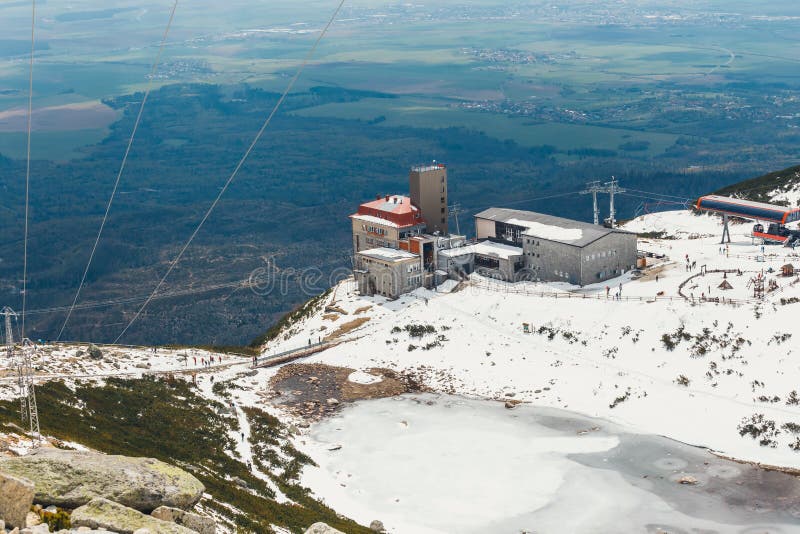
265,209 -> 800,469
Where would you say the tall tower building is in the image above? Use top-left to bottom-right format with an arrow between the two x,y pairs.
409,162 -> 448,235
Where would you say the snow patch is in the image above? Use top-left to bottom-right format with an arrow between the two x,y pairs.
507,218 -> 583,241
348,370 -> 383,385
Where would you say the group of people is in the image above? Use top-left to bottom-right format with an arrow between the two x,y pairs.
191,354 -> 220,367
685,254 -> 697,271
604,282 -> 624,300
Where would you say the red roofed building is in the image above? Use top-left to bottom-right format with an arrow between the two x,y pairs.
350,163 -> 459,298
350,194 -> 426,252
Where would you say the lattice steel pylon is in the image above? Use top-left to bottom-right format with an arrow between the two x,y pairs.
580,181 -> 603,225
1,306 -> 40,447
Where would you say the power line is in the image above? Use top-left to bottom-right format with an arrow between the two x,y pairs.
112,2 -> 346,343
618,192 -> 691,205
624,187 -> 695,201
461,190 -> 580,214
25,279 -> 253,317
21,0 -> 36,338
56,0 -> 179,342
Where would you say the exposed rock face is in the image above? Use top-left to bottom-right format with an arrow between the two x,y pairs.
71,498 -> 195,534
304,523 -> 345,534
0,470 -> 35,528
88,345 -> 103,360
369,520 -> 385,532
151,506 -> 215,534
0,449 -> 204,512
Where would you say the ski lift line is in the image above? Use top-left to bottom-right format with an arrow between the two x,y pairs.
626,191 -> 690,200
21,0 -> 36,338
112,0 -> 347,344
24,279 -> 254,317
618,192 -> 691,205
25,252 -> 350,319
622,193 -> 692,205
55,0 -> 180,342
460,190 -> 582,213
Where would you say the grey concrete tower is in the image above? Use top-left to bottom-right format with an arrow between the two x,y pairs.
409,162 -> 448,235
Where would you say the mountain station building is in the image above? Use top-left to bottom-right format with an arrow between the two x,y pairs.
473,208 -> 638,286
351,164 -> 466,298
350,164 -> 639,298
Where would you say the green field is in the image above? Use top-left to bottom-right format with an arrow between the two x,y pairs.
292,96 -> 679,155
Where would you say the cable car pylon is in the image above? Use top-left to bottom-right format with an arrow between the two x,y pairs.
2,306 -> 41,447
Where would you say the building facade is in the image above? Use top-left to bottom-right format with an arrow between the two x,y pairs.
354,248 -> 423,298
475,208 -> 637,286
437,240 -> 524,281
349,162 -> 464,298
409,163 -> 448,235
350,195 -> 426,253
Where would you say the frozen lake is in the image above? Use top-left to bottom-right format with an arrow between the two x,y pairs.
302,394 -> 800,534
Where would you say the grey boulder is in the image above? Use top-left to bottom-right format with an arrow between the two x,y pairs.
151,507 -> 215,534
0,470 -> 35,528
70,498 -> 195,534
0,449 -> 204,512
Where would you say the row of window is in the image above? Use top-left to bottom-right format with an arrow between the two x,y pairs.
596,269 -> 621,279
399,228 -> 423,239
362,224 -> 387,236
586,250 -> 617,261
554,270 -> 570,279
364,237 -> 390,248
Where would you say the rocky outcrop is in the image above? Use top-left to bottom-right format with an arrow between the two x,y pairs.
0,471 -> 35,528
88,345 -> 103,360
0,449 -> 204,512
70,498 -> 196,534
151,506 -> 215,534
304,523 -> 345,534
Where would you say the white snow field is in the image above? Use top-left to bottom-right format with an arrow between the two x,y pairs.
266,209 -> 800,471
2,208 -> 799,533
301,394 -> 800,534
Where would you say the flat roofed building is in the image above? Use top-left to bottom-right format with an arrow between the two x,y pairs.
409,163 -> 448,235
438,240 -> 524,281
350,194 -> 426,253
354,247 -> 423,298
475,207 -> 637,286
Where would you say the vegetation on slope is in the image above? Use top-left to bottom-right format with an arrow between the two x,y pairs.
714,164 -> 800,204
249,289 -> 332,349
0,377 -> 371,534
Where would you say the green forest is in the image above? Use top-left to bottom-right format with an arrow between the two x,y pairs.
0,83 -> 769,345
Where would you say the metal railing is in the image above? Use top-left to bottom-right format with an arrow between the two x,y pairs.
469,278 -> 758,306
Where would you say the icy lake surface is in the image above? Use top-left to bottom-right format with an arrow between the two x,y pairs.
303,394 -> 800,534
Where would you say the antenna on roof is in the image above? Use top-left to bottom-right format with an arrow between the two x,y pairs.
448,203 -> 463,235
